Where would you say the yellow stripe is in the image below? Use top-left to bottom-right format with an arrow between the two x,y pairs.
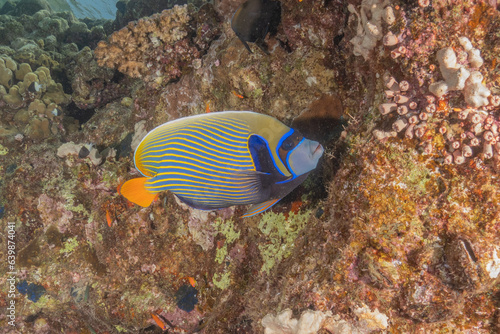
184,124 -> 248,144
143,160 -> 254,176
149,172 -> 255,186
155,164 -> 254,181
174,191 -> 258,201
140,139 -> 252,162
198,118 -> 249,134
141,131 -> 248,154
146,182 -> 258,194
142,115 -> 250,143
140,151 -> 254,170
146,122 -> 191,140
208,115 -> 248,127
241,199 -> 279,217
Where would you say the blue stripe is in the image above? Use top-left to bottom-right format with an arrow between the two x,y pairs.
142,132 -> 249,156
144,123 -> 249,147
275,129 -> 295,177
141,142 -> 253,163
136,115 -> 255,179
241,198 -> 281,218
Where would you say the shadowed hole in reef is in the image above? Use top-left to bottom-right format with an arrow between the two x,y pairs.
290,94 -> 346,201
65,102 -> 96,126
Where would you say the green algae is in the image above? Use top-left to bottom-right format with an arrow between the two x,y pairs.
0,143 -> 8,155
115,325 -> 128,332
258,211 -> 311,274
213,271 -> 231,290
250,88 -> 263,98
213,218 -> 240,264
60,237 -> 79,255
382,142 -> 433,195
41,164 -> 89,216
215,244 -> 228,264
101,169 -> 120,188
214,218 -> 240,243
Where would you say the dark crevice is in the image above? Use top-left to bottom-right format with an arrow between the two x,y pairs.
65,102 -> 96,125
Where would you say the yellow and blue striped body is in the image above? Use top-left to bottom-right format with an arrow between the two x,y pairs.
120,111 -> 324,217
136,112 -> 262,209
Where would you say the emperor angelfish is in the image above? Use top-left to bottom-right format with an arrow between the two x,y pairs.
119,111 -> 324,218
231,0 -> 281,54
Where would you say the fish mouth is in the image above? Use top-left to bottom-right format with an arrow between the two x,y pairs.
307,141 -> 323,160
312,142 -> 324,157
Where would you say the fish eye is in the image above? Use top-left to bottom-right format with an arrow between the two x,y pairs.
280,131 -> 303,152
281,137 -> 294,151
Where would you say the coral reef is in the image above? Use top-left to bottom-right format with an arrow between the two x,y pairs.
1,0 -> 499,333
95,4 -> 221,86
376,35 -> 500,166
348,0 -> 396,60
111,0 -> 205,31
0,55 -> 71,140
65,46 -> 123,110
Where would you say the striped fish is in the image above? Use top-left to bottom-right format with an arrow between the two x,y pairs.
119,111 -> 324,217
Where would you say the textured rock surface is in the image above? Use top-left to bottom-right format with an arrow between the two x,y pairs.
0,0 -> 499,333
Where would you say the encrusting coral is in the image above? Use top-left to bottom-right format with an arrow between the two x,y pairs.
95,4 -> 221,85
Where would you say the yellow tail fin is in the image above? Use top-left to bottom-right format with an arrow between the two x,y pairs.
119,177 -> 157,207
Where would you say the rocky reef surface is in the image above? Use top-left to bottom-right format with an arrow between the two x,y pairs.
0,0 -> 499,333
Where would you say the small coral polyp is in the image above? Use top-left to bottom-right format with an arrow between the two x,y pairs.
377,37 -> 500,166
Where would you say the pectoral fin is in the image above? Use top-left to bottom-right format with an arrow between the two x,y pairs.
241,198 -> 281,218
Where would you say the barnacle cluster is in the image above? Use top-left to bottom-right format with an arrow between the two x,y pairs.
376,37 -> 500,165
261,305 -> 388,333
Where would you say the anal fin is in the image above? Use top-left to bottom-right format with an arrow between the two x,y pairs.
241,198 -> 281,218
